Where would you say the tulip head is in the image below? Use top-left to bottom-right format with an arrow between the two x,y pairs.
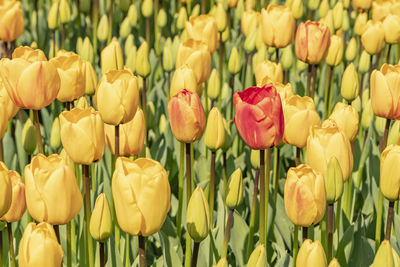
170,65 -> 199,97
325,157 -> 344,204
187,186 -> 210,242
185,14 -> 218,53
0,0 -> 24,42
214,257 -> 228,267
0,79 -> 18,122
328,102 -> 359,142
326,35 -> 344,67
22,118 -> 37,155
372,0 -> 392,22
97,15 -> 109,42
204,107 -> 225,151
296,239 -> 327,266
345,37 -> 357,62
207,68 -> 221,100
225,168 -> 243,210
333,1 -> 343,29
101,38 -> 123,74
241,9 -> 259,37
247,244 -> 267,267
354,12 -> 368,36
136,41 -> 151,78
380,145 -> 400,201
361,20 -> 385,55
383,15 -> 400,44
228,46 -> 241,75
1,171 -> 26,222
90,193 -> 112,242
352,0 -> 372,11
370,240 -> 398,267
328,258 -> 341,267
0,162 -> 11,218
255,60 -> 283,84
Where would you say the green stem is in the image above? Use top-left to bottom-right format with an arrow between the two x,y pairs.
209,151 -> 216,226
218,32 -> 224,110
302,227 -> 308,242
321,210 -> 327,254
311,65 -> 317,99
343,179 -> 352,221
67,222 -> 72,267
125,233 -> 130,267
246,169 -> 259,260
187,0 -> 192,16
328,204 -> 334,262
273,147 -> 280,202
7,223 -> 15,267
115,124 -> 121,252
83,164 -> 94,267
295,147 -> 301,166
177,142 -> 185,239
222,209 -> 234,258
33,110 -> 44,154
335,199 -> 341,246
324,66 -> 333,119
146,18 -> 150,46
107,0 -> 113,43
92,0 -> 99,63
54,225 -> 60,243
265,149 -> 271,245
385,201 -> 395,240
139,236 -> 146,267
185,143 -> 193,267
306,64 -> 312,97
71,217 -> 76,256
259,149 -> 266,245
293,225 -> 298,267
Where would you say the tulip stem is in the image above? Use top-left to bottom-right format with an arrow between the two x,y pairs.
306,64 -> 312,96
230,75 -> 235,120
142,78 -> 147,137
54,225 -> 60,243
368,55 -> 373,82
209,151 -> 216,226
328,204 -> 334,261
293,225 -> 298,267
107,0 -> 113,44
311,65 -> 317,99
246,169 -> 259,260
125,233 -> 130,267
385,201 -> 395,241
386,44 -> 392,64
201,0 -> 205,13
177,142 -> 185,240
222,209 -> 234,258
83,164 -> 94,267
146,18 -> 150,46
243,53 -> 250,89
265,149 -> 271,244
92,0 -> 99,64
375,51 -> 381,70
324,66 -> 333,119
115,124 -> 120,162
273,147 -> 280,202
295,147 -> 301,166
100,242 -> 105,267
33,110 -> 44,154
223,152 -> 227,196
275,48 -> 279,63
139,235 -> 146,267
187,0 -> 192,16
7,223 -> 15,267
191,242 -> 200,267
185,143 -> 193,267
67,222 -> 72,267
302,227 -> 308,242
218,32 -> 224,110
259,149 -> 266,245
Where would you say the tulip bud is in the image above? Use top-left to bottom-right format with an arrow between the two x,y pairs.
0,162 -> 12,218
162,39 -> 174,72
83,61 -> 97,96
158,9 -> 167,28
281,45 -> 294,70
101,38 -> 124,74
322,10 -> 335,35
297,59 -> 308,71
215,3 -> 227,32
207,69 -> 221,100
59,0 -> 71,24
228,46 -> 241,75
297,239 -> 327,266
308,0 -> 320,10
250,150 -> 260,169
221,119 -> 232,153
136,42 -> 151,78
329,102 -> 359,142
326,35 -> 344,67
358,50 -> 370,74
22,119 -> 37,155
79,37 -> 94,64
186,186 -> 210,242
333,1 -> 343,29
383,15 -> 400,44
142,0 -> 153,17
119,18 -> 132,39
244,27 -> 257,53
97,15 -> 109,42
18,222 -> 64,267
48,1 -> 60,30
354,12 -> 368,36
170,66 -> 198,97
255,60 -> 283,84
380,145 -> 400,201
328,258 -> 341,267
213,257 -> 228,267
125,45 -> 137,73
90,193 -> 112,242
341,63 -> 358,103
361,99 -> 373,129
75,96 -> 89,110
128,4 -> 138,26
241,9 -> 258,37
376,116 -> 386,136
204,107 -> 225,151
345,37 -> 357,62
124,35 -> 134,56
325,157 -> 344,203
247,244 -> 267,267
291,0 -> 303,19
225,168 -> 243,209
50,117 -> 61,150
387,121 -> 400,146
370,240 -> 398,267
361,20 -> 385,55
177,7 -> 188,30
1,171 -> 26,222
319,0 -> 329,18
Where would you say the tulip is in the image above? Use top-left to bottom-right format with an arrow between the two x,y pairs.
354,12 -> 368,36
321,10 -> 334,34
95,70 -> 139,125
207,68 -> 220,100
372,0 -> 392,22
333,1 -> 343,29
342,10 -> 350,31
306,120 -> 353,181
90,193 -> 112,242
244,27 -> 258,53
284,164 -> 326,226
214,3 -> 227,32
168,89 -> 206,143
50,117 -> 61,150
325,157 -> 344,204
59,107 -> 105,165
241,9 -> 259,37
260,4 -> 295,48
112,157 -> 170,236
361,99 -> 374,129
328,102 -> 359,142
170,65 -> 198,97
125,45 -> 137,73
281,45 -> 294,70
136,41 -> 151,78
97,15 -> 109,42
392,2 -> 400,17
283,95 -> 321,148
345,37 -> 357,62
328,258 -> 341,267
82,61 -> 97,96
225,168 -> 243,210
388,121 -> 400,146
162,39 -> 174,72
213,257 -> 228,267
22,118 -> 37,155
185,15 -> 218,50
291,0 -> 303,19
326,35 -> 343,67
119,18 -> 131,39
177,7 -> 188,30
0,162 -> 11,218
319,0 -> 329,17
296,239 -> 327,267
308,0 -> 320,10
295,21 -> 331,64
247,244 -> 267,267
361,20 -> 385,55
128,4 -> 137,26
176,39 -> 211,84
18,222 -> 64,267
228,0 -> 238,8
157,9 -> 167,28
0,46 -> 60,110
340,63 -> 359,103
233,85 -> 284,150
101,38 -> 123,74
370,64 -> 400,120
383,15 -> 400,44
352,0 -> 372,11
370,240 -> 399,267
1,171 -> 26,222
359,50 -> 370,73
380,145 -> 400,201
186,186 -> 210,242
48,1 -> 60,30
0,79 -> 18,121
59,0 -> 70,24
228,46 -> 241,75
255,60 -> 283,84
78,37 -> 94,64
50,51 -> 85,102
0,0 -> 24,42
204,107 -> 225,151
24,154 -> 82,224
104,108 -> 145,156
141,0 -> 153,17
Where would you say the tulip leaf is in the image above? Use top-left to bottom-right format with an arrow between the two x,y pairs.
3,132 -> 16,170
336,223 -> 355,265
159,217 -> 183,267
14,120 -> 28,174
230,210 -> 249,266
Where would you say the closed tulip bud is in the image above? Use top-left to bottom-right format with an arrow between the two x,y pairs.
291,0 -> 303,19
0,162 -> 11,218
308,0 -> 320,10
284,164 -> 326,226
0,1 -> 24,42
283,95 -> 321,148
228,46 -> 241,74
120,18 -> 132,39
176,39 -> 211,84
25,154 -> 83,224
333,1 -> 343,29
361,20 -> 385,55
48,1 -> 60,30
0,47 -> 61,110
325,157 -> 344,203
215,3 -> 227,32
204,107 -> 225,151
59,0 -> 70,24
246,0 -> 256,10
371,240 -> 398,267
255,60 -> 283,84
352,0 -> 371,11
354,12 -> 367,36
50,117 -> 61,150
142,0 -> 153,17
241,9 -> 259,37
361,99 -> 373,129
228,0 -> 238,7
157,9 -> 167,28
124,34 -> 134,55
128,5 -> 137,26
213,257 -> 228,267
118,0 -> 130,12
177,7 -> 188,30
319,0 -> 329,18
170,66 -> 198,97
261,4 -> 295,48
388,121 -> 400,146
207,68 -> 220,100
307,121 -> 353,181
97,15 -> 109,42
248,244 -> 267,267
187,186 -> 210,242
235,0 -> 245,20
329,102 -> 359,142
326,35 -> 344,66
79,37 -> 94,63
90,193 -> 112,242
371,64 -> 400,119
95,70 -> 139,125
340,63 -> 359,102
59,107 -> 105,165
244,27 -> 257,53
105,108 -> 145,156
383,15 -> 400,44
1,171 -> 25,222
168,89 -> 206,143
18,222 -> 64,267
376,116 -> 386,136
372,0 -> 391,22
345,37 -> 357,62
0,80 -> 19,121
328,258 -> 341,267
136,42 -> 151,78
297,239 -> 327,266
101,38 -> 123,74
185,15 -> 218,53
295,21 -> 331,65
162,39 -> 174,72
225,168 -> 243,209
380,145 -> 400,201
126,45 -> 137,73
113,157 -> 170,236
250,150 -> 260,169
342,10 -> 350,31
83,61 -> 97,96
359,50 -> 370,73
22,119 -> 37,155
221,119 -> 232,152
75,96 -> 89,110
281,45 -> 294,70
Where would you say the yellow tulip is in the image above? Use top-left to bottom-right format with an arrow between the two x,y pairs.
0,0 -> 24,42
321,10 -> 334,35
354,12 -> 368,36
170,65 -> 199,97
207,68 -> 220,100
361,20 -> 385,55
328,102 -> 359,142
333,1 -> 343,29
187,186 -> 210,242
328,258 -> 341,267
1,170 -> 26,222
101,38 -> 123,74
112,157 -> 170,236
255,60 -> 283,84
370,64 -> 400,120
90,193 -> 112,242
141,0 -> 153,17
345,37 -> 357,62
247,244 -> 267,266
79,37 -> 94,64
352,0 -> 372,11
83,61 -> 97,96
297,239 -> 327,267
383,15 -> 400,44
59,107 -> 105,165
283,95 -> 321,148
258,78 -> 294,107
48,1 -> 59,30
241,9 -> 259,37
214,3 -> 227,32
0,79 -> 18,120
0,46 -> 60,110
177,7 -> 188,30
228,46 -> 241,75
325,157 -> 344,204
380,145 -> 400,201
204,107 -> 225,151
22,118 -> 37,155
0,161 -> 11,218
326,34 -> 344,67
136,41 -> 151,78
260,4 -> 295,48
120,18 -> 131,39
372,0 -> 392,22
95,69 -> 139,126
291,0 -> 303,19
359,50 -> 370,73
370,240 -> 399,267
340,63 -> 359,102
284,164 -> 326,226
19,222 -> 64,267
306,120 -> 353,181
225,168 -> 243,209
319,0 -> 329,17
97,14 -> 109,42
50,117 -> 61,150
104,108 -> 145,156
59,0 -> 70,24
24,154 -> 82,225
213,257 -> 228,267
125,45 -> 137,73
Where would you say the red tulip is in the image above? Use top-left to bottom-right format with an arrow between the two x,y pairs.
233,85 -> 284,150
